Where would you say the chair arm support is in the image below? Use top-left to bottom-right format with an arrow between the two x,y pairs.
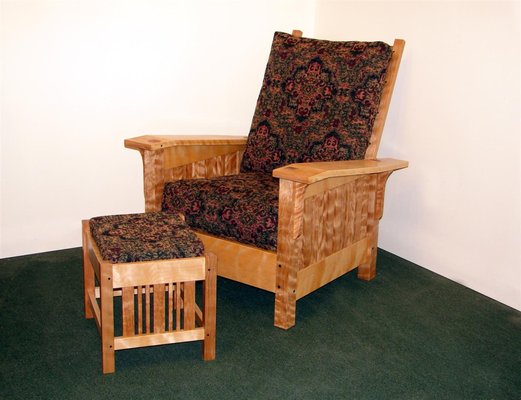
124,135 -> 248,151
125,135 -> 248,212
272,158 -> 408,184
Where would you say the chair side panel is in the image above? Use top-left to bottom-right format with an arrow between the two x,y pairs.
301,174 -> 377,268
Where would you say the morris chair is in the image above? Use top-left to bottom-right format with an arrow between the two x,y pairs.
125,30 -> 408,329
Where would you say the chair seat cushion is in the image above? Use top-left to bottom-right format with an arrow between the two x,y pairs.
89,212 -> 204,263
162,173 -> 279,251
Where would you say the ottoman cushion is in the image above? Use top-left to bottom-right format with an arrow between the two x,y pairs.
89,212 -> 204,263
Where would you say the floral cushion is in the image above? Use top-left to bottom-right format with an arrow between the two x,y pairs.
241,32 -> 393,173
89,212 -> 204,263
162,173 -> 279,251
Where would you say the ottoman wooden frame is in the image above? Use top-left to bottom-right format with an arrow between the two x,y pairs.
82,220 -> 217,374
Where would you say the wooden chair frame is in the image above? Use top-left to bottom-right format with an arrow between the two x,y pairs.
124,32 -> 407,330
82,220 -> 217,373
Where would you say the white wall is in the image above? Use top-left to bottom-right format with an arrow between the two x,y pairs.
1,0 -> 520,311
315,0 -> 521,311
1,0 -> 315,256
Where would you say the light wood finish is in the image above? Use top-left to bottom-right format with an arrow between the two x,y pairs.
197,232 -> 278,293
163,144 -> 246,169
273,158 -> 408,184
357,171 -> 392,280
114,328 -> 205,350
296,238 -> 368,299
203,253 -> 217,360
122,287 -> 134,336
100,260 -> 115,374
127,137 -> 247,212
82,220 -> 217,374
111,258 -> 205,288
274,180 -> 307,329
82,221 -> 95,320
125,34 -> 407,329
124,135 -> 247,151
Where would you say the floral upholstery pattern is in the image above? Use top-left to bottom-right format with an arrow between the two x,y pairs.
90,212 -> 204,263
162,173 -> 279,251
241,32 -> 392,173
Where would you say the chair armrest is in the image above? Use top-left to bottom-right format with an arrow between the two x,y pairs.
272,158 -> 408,184
124,135 -> 248,151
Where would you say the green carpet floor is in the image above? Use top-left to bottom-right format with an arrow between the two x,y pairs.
1,248 -> 520,399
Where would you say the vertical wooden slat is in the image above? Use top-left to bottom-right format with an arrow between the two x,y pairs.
183,281 -> 196,330
345,180 -> 356,247
205,157 -> 217,178
122,287 -> 135,336
172,165 -> 187,181
168,283 -> 174,331
215,154 -> 225,176
153,284 -> 165,333
137,285 -> 143,334
176,283 -> 182,331
193,160 -> 206,178
224,152 -> 237,175
354,177 -> 365,242
238,150 -> 245,170
312,193 -> 324,264
332,185 -> 345,254
184,163 -> 194,179
323,189 -> 335,257
302,198 -> 313,267
359,176 -> 369,240
145,285 -> 151,334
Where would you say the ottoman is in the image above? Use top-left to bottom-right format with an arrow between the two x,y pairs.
82,212 -> 216,374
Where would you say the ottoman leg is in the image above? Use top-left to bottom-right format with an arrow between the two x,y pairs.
100,262 -> 115,374
82,220 -> 95,319
202,253 -> 217,361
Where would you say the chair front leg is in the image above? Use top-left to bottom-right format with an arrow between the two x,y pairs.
274,250 -> 301,330
274,179 -> 306,330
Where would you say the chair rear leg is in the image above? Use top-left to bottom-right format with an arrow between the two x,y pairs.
274,288 -> 297,330
357,226 -> 379,281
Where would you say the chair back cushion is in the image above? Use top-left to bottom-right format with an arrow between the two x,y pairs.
241,32 -> 392,173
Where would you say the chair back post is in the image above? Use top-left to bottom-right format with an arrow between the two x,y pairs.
365,39 -> 405,160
